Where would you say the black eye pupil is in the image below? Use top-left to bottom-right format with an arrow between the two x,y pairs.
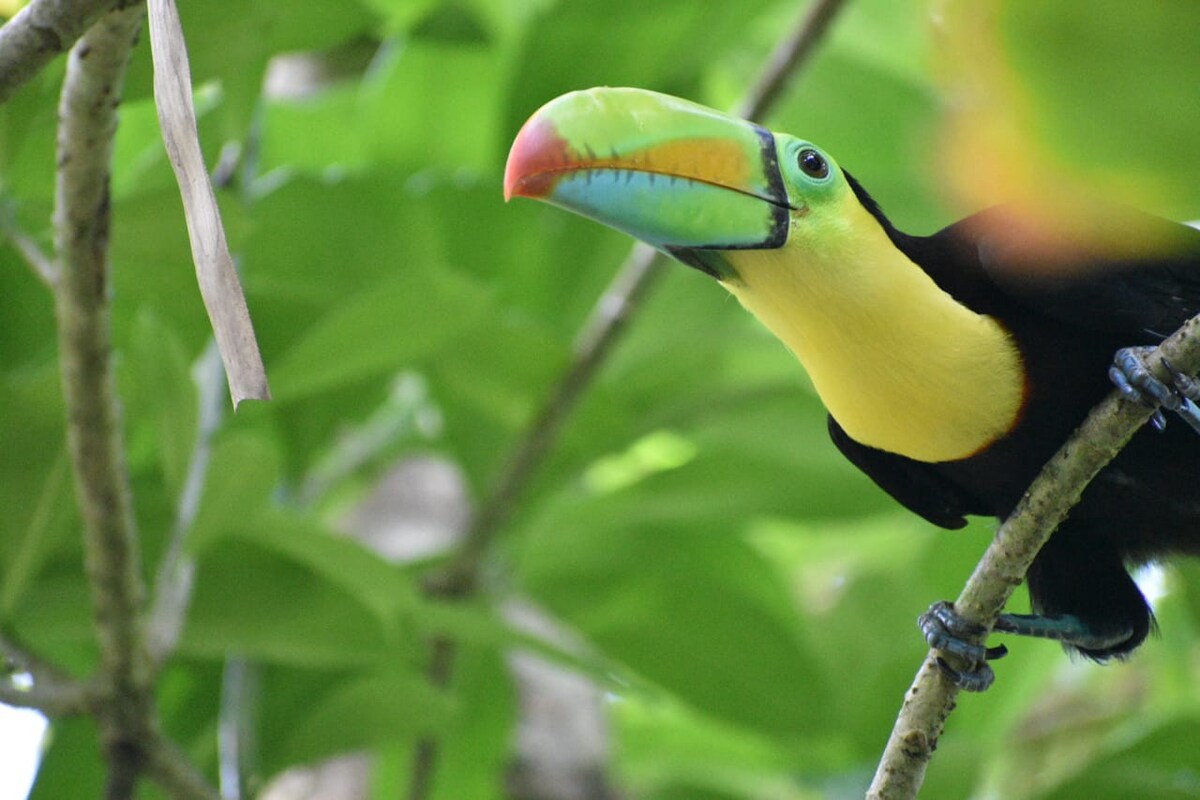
798,148 -> 828,178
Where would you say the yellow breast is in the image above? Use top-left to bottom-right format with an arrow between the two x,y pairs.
723,201 -> 1025,463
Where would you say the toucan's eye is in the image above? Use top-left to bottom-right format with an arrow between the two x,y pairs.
797,148 -> 828,179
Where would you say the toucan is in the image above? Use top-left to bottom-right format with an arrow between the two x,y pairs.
503,87 -> 1200,690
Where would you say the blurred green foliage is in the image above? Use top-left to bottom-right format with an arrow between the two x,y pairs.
2,0 -> 1199,798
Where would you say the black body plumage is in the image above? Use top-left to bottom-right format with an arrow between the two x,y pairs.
834,176 -> 1200,658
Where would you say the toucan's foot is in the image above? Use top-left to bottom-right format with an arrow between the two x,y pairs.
1110,347 -> 1200,434
919,601 -> 1138,690
919,601 -> 1007,692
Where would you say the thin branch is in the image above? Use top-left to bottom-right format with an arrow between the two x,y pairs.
737,0 -> 850,122
432,243 -> 664,597
148,341 -> 226,666
217,657 -> 259,800
867,313 -> 1200,799
413,1 -> 851,796
144,730 -> 222,800
0,672 -> 94,717
52,4 -> 155,796
0,0 -> 126,105
1,634 -> 95,717
406,636 -> 456,800
1,221 -> 58,285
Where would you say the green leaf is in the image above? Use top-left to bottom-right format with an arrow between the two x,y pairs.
268,262 -> 491,402
119,311 -> 199,502
276,669 -> 453,769
188,432 -> 281,552
615,695 -> 815,800
30,718 -> 106,800
516,484 -> 831,736
425,644 -> 515,800
182,539 -> 404,666
1000,0 -> 1200,216
236,511 -> 421,627
0,451 -> 71,621
1046,714 -> 1200,799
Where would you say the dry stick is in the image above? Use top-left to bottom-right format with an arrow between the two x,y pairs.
867,314 -> 1200,800
146,0 -> 270,407
0,0 -> 126,104
52,5 -> 156,797
410,1 -> 851,796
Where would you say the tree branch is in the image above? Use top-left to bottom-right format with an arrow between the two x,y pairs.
0,0 -> 127,105
413,1 -> 850,797
0,219 -> 58,285
736,0 -> 849,122
52,5 -> 158,796
1,634 -> 95,717
146,730 -> 222,800
868,313 -> 1200,799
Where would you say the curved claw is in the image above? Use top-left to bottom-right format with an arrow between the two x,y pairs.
935,656 -> 995,693
918,600 -> 1005,692
1111,347 -> 1200,435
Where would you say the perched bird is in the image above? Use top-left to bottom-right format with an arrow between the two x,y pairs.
504,87 -> 1200,690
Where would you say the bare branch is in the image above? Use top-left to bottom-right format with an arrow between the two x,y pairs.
52,5 -> 156,795
145,731 -> 222,800
737,0 -> 850,122
1,634 -> 95,717
146,0 -> 270,407
868,313 -> 1200,799
0,0 -> 127,105
431,243 -> 664,597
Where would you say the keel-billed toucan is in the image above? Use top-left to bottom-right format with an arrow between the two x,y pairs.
504,87 -> 1200,690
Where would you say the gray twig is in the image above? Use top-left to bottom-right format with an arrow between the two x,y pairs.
737,0 -> 849,122
145,730 -> 222,800
0,0 -> 126,105
867,313 -> 1200,799
1,634 -> 94,717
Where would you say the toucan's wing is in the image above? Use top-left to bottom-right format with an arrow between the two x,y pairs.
826,416 -> 988,529
944,206 -> 1200,340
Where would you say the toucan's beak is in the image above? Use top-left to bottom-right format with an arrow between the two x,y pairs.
504,87 -> 792,261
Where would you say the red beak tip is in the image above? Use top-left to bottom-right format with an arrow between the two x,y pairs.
504,112 -> 573,203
